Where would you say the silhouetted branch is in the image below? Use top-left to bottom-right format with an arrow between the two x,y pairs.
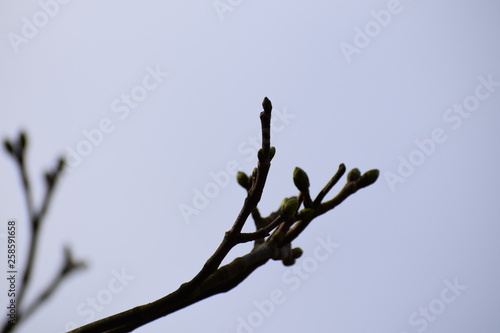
68,97 -> 379,333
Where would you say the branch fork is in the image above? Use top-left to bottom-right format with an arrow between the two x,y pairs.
3,96 -> 379,333
2,133 -> 85,333
67,97 -> 378,332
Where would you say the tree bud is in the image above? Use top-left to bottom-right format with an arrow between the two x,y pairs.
347,168 -> 361,182
291,247 -> 303,259
269,146 -> 276,160
357,169 -> 379,188
258,147 -> 276,161
236,171 -> 249,189
293,167 -> 310,193
262,97 -> 272,113
280,196 -> 299,219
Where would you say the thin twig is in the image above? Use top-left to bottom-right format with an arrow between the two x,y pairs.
239,214 -> 283,243
313,163 -> 346,206
1,134 -> 84,333
16,159 -> 63,310
284,181 -> 357,245
17,247 -> 86,323
182,98 -> 273,289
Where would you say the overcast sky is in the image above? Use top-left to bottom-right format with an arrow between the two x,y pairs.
1,1 -> 500,332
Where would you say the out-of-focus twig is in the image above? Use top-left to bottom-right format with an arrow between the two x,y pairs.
1,132 -> 85,333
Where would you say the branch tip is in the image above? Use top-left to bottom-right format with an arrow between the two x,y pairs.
356,169 -> 379,189
293,167 -> 310,193
262,97 -> 272,114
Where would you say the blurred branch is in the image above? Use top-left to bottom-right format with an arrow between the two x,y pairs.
1,133 -> 86,333
69,97 -> 379,333
16,247 -> 86,324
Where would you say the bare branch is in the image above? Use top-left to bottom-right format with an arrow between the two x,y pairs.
313,163 -> 346,206
1,134 -> 85,333
4,97 -> 378,333
17,246 -> 86,323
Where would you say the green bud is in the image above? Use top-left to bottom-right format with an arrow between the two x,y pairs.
258,147 -> 276,161
347,168 -> 361,182
293,167 -> 310,193
280,198 -> 288,211
297,208 -> 315,221
291,247 -> 303,259
357,169 -> 379,188
262,97 -> 272,113
236,171 -> 249,189
280,196 -> 299,219
269,146 -> 276,160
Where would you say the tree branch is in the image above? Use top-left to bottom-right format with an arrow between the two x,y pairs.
1,133 -> 85,333
68,97 -> 379,333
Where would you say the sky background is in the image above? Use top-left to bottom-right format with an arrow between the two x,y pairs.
1,1 -> 500,332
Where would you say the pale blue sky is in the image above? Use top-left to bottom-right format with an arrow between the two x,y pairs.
1,1 -> 500,332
